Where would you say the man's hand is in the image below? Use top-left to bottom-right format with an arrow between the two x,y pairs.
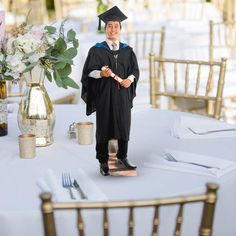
100,66 -> 112,78
120,79 -> 131,88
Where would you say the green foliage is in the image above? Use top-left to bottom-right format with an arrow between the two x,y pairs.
43,24 -> 79,89
45,0 -> 55,10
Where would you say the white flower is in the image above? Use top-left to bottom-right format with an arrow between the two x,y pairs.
28,51 -> 45,63
30,25 -> 45,40
6,54 -> 26,73
45,34 -> 56,46
4,70 -> 20,80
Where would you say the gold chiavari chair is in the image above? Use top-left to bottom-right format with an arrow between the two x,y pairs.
0,0 -> 12,11
121,27 -> 165,68
160,0 -> 205,21
209,20 -> 236,62
209,20 -> 236,121
149,53 -> 227,120
27,0 -> 48,24
5,0 -> 48,29
53,0 -> 96,32
40,183 -> 218,236
53,0 -> 79,19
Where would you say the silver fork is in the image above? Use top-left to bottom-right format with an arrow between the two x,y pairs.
62,173 -> 76,200
188,127 -> 236,135
164,153 -> 216,169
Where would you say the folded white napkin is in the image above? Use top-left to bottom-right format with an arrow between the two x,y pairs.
171,115 -> 236,139
143,150 -> 236,178
7,103 -> 19,113
37,169 -> 107,202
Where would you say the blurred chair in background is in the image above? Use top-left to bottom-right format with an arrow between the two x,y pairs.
53,0 -> 96,32
149,53 -> 227,119
210,20 -> 236,122
3,0 -> 48,31
121,27 -> 165,70
151,0 -> 206,21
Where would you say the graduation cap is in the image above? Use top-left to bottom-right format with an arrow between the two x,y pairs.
98,6 -> 128,30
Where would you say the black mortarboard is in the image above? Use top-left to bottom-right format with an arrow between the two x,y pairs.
98,6 -> 127,30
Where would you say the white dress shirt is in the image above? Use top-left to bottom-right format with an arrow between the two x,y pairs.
88,39 -> 135,83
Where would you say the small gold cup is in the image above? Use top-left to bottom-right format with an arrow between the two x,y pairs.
76,122 -> 94,145
18,134 -> 36,159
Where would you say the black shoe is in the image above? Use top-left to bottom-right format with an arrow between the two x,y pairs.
117,158 -> 137,170
100,163 -> 109,176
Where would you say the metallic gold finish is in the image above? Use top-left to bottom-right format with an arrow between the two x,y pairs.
128,207 -> 134,236
0,80 -> 8,136
104,209 -> 109,236
149,52 -> 156,107
40,183 -> 218,236
149,54 -> 227,119
152,206 -> 159,236
175,203 -> 184,236
17,68 -> 55,147
77,209 -> 84,236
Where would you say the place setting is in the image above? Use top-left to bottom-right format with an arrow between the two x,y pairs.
143,149 -> 236,178
36,169 -> 107,202
171,115 -> 236,139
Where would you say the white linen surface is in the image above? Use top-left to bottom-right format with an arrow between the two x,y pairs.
172,115 -> 236,139
143,149 -> 236,178
7,103 -> 19,113
37,169 -> 107,202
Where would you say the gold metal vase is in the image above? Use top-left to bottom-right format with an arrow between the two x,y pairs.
17,66 -> 55,147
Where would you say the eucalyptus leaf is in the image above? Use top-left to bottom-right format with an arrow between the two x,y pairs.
73,39 -> 79,48
67,29 -> 76,41
63,77 -> 79,89
54,62 -> 66,69
57,64 -> 71,77
63,48 -> 77,59
56,56 -> 73,64
54,38 -> 67,53
4,75 -> 14,80
53,70 -> 63,87
45,70 -> 52,82
45,26 -> 57,34
61,83 -> 68,89
23,62 -> 39,73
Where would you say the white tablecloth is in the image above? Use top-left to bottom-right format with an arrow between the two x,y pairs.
1,105 -> 236,236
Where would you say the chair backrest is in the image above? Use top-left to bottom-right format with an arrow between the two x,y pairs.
6,0 -> 48,27
53,0 -> 78,19
149,53 -> 227,119
53,0 -> 95,19
40,183 -> 218,236
159,0 -> 205,21
209,20 -> 236,62
121,27 -> 165,61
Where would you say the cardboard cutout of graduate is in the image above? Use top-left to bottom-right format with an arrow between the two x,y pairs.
81,6 -> 139,144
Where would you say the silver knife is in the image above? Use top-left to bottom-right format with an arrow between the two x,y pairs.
73,180 -> 88,199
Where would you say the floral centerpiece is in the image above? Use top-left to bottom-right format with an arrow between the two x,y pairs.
0,21 -> 79,89
0,20 -> 79,146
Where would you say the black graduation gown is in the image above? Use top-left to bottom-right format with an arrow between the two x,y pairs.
81,41 -> 139,143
